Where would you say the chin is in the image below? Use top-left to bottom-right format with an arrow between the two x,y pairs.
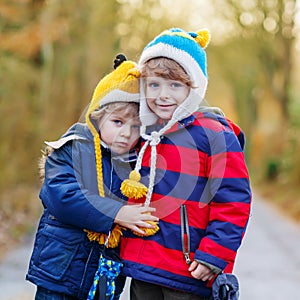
159,115 -> 172,121
111,148 -> 125,155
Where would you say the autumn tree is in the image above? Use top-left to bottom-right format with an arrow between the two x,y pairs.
208,0 -> 297,178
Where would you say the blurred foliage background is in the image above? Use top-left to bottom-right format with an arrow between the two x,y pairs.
0,0 -> 299,254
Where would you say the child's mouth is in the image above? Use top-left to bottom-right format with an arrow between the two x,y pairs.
157,103 -> 175,108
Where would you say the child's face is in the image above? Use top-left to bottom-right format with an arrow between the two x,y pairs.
98,107 -> 140,155
145,75 -> 190,121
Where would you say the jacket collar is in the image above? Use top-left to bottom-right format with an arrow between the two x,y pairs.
146,114 -> 195,136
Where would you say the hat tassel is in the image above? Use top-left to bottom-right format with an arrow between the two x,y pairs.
85,225 -> 123,248
120,170 -> 148,199
121,139 -> 160,237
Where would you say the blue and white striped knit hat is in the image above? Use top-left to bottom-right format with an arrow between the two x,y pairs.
138,28 -> 210,126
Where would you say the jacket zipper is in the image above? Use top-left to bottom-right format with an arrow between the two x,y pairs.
79,243 -> 95,294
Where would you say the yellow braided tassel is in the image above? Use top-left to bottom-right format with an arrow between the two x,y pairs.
195,29 -> 210,49
94,134 -> 105,197
120,170 -> 148,199
85,225 -> 123,248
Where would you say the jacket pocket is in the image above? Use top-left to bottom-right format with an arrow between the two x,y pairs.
32,223 -> 83,280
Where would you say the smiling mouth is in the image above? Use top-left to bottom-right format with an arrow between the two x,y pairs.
157,103 -> 175,108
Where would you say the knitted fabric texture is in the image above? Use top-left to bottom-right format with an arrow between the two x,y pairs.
121,28 -> 211,215
85,58 -> 140,247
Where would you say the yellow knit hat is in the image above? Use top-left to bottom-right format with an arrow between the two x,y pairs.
85,54 -> 140,247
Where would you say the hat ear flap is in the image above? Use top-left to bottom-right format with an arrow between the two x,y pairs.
194,29 -> 210,49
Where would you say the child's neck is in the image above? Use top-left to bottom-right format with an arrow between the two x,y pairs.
158,118 -> 169,127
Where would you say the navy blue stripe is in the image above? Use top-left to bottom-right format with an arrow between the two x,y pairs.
140,168 -> 209,202
207,220 -> 245,251
123,221 -> 206,252
158,124 -> 243,156
211,178 -> 252,204
140,170 -> 250,204
195,250 -> 228,270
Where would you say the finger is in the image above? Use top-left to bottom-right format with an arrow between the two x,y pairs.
188,261 -> 197,272
140,214 -> 159,222
141,206 -> 156,213
200,272 -> 214,282
201,275 -> 210,281
195,273 -> 205,280
191,270 -> 203,279
137,221 -> 157,229
192,268 -> 210,279
208,274 -> 214,281
130,204 -> 143,208
131,226 -> 145,235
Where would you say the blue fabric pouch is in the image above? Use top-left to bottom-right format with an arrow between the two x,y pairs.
211,273 -> 239,300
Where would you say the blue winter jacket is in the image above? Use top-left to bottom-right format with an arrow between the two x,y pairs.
26,123 -> 134,299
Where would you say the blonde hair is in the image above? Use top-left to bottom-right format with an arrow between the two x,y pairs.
140,57 -> 192,87
90,102 -> 139,124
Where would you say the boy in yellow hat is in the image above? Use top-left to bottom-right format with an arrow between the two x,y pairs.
26,54 -> 158,300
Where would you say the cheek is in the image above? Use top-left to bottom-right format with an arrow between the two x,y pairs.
100,132 -> 112,145
146,98 -> 155,108
130,132 -> 140,143
178,89 -> 189,103
101,127 -> 118,145
128,131 -> 139,147
145,87 -> 158,99
184,88 -> 190,98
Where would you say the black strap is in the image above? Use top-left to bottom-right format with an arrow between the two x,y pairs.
97,275 -> 107,300
180,204 -> 191,265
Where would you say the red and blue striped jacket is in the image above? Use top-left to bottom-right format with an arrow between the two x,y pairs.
120,111 -> 252,297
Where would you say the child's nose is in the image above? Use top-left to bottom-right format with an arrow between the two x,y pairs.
159,86 -> 171,100
120,125 -> 131,137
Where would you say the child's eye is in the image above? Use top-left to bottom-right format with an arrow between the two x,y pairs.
171,81 -> 184,88
132,124 -> 140,130
112,119 -> 123,126
148,82 -> 159,88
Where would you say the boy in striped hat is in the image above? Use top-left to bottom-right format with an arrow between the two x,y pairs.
120,28 -> 252,299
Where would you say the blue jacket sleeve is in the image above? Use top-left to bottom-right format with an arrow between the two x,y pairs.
40,142 -> 124,234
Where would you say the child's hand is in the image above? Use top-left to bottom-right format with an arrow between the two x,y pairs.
188,261 -> 214,281
115,204 -> 158,235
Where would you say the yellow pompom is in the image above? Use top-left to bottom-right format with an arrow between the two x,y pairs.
133,220 -> 160,237
195,29 -> 210,49
85,225 -> 123,248
120,170 -> 148,199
